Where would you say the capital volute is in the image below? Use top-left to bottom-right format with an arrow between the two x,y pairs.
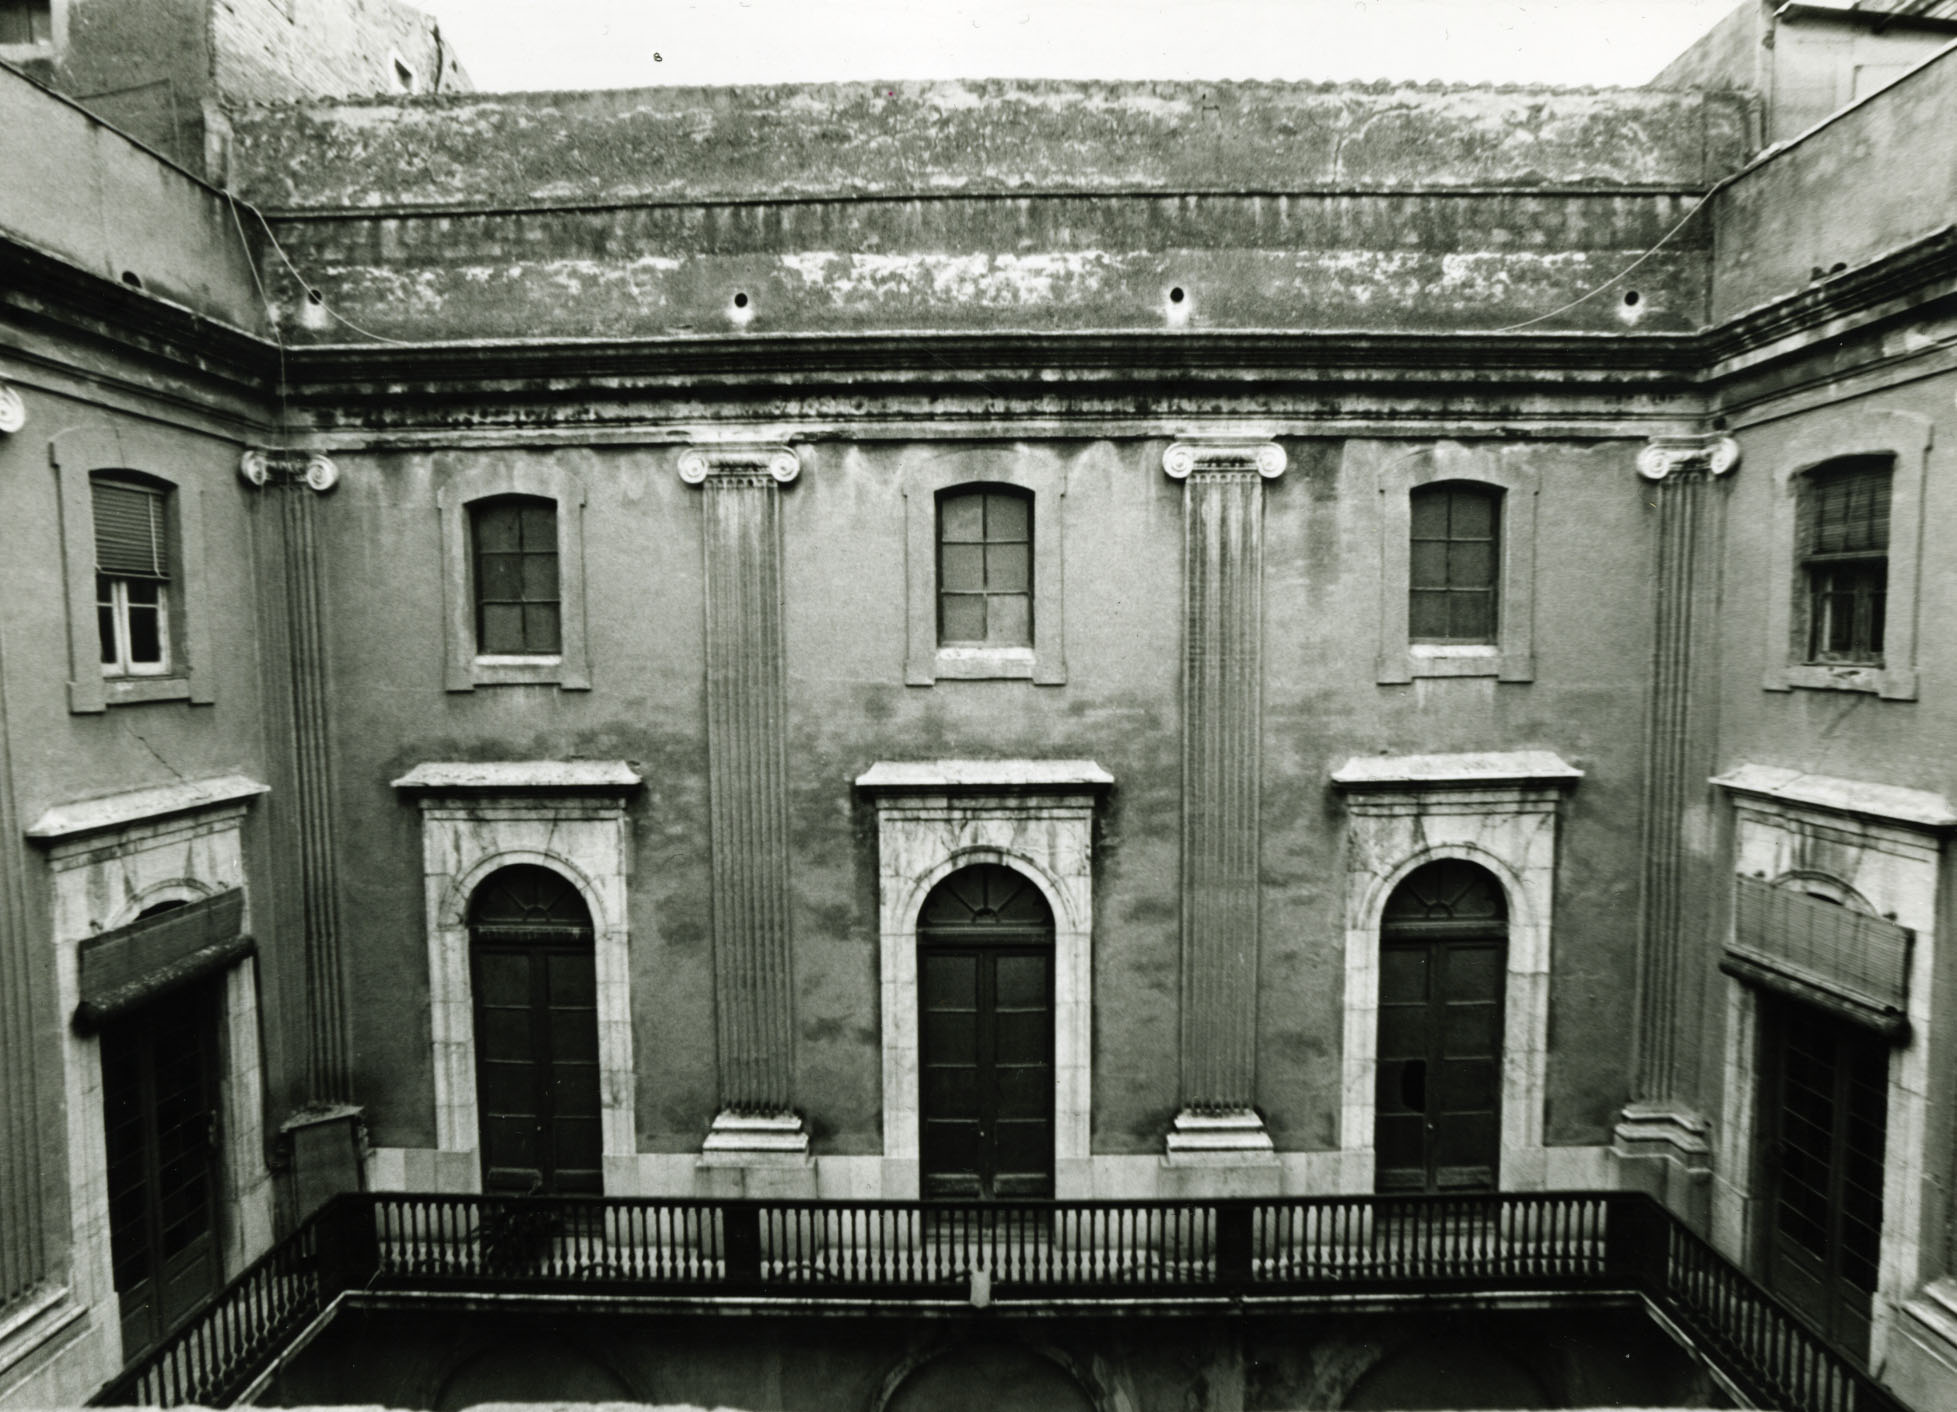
1163,437 -> 1286,482
240,449 -> 339,493
0,381 -> 24,435
1636,434 -> 1739,482
677,444 -> 801,487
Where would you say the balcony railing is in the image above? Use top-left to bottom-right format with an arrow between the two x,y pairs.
90,1190 -> 1907,1412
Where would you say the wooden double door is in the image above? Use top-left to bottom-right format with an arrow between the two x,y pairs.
101,981 -> 223,1360
1760,997 -> 1889,1357
469,866 -> 603,1195
1374,860 -> 1508,1193
919,866 -> 1055,1199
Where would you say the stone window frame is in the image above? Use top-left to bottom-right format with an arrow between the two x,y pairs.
1332,752 -> 1581,1192
437,461 -> 590,691
1763,409 -> 1932,701
23,774 -> 273,1375
1374,446 -> 1538,684
392,762 -> 641,1195
858,760 -> 1111,1200
903,462 -> 1066,686
52,428 -> 213,712
1709,764 -> 1955,1375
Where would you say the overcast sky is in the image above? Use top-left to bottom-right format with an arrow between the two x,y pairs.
427,0 -> 1754,93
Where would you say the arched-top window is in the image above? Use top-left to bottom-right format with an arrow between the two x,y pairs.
919,863 -> 1052,933
91,471 -> 175,678
1799,455 -> 1891,665
937,486 -> 1033,648
1382,858 -> 1508,931
1409,481 -> 1501,644
469,495 -> 560,657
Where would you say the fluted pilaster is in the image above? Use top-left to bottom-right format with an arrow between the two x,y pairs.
681,447 -> 806,1150
1163,439 -> 1284,1161
243,450 -> 349,1104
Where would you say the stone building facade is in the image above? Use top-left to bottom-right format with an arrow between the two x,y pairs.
1,3 -> 1956,1407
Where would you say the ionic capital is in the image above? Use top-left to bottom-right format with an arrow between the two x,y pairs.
240,449 -> 339,492
1636,434 -> 1739,482
0,381 -> 24,435
1163,437 -> 1286,482
678,444 -> 801,487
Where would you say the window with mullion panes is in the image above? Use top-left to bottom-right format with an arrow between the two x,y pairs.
1801,459 -> 1890,665
92,477 -> 172,677
471,496 -> 561,656
1409,483 -> 1501,643
937,488 -> 1032,647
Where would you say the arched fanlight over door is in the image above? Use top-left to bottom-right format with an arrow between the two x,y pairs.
1375,859 -> 1508,1193
468,865 -> 601,1195
918,865 -> 1055,1199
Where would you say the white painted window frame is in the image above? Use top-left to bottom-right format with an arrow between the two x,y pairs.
859,761 -> 1110,1199
1332,752 -> 1580,1192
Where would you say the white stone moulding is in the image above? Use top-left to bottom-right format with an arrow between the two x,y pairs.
391,761 -> 643,1194
1636,434 -> 1741,480
858,759 -> 1110,1200
0,380 -> 25,434
1711,764 -> 1952,1374
29,780 -> 273,1375
1332,750 -> 1581,1193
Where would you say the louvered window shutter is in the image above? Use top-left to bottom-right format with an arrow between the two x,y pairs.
1804,458 -> 1891,557
92,480 -> 170,580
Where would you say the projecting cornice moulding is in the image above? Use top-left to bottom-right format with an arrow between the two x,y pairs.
1637,434 -> 1740,481
240,448 -> 339,492
677,444 -> 801,485
0,381 -> 24,434
1162,437 -> 1287,480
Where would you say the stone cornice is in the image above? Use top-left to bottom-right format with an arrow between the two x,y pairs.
26,774 -> 271,842
1162,437 -> 1287,481
1636,433 -> 1740,481
677,443 -> 801,486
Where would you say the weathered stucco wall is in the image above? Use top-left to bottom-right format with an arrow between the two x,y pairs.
224,81 -> 1750,344
1711,40 -> 1957,321
328,433 -> 1652,1164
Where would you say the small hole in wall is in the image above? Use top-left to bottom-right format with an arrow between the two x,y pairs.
121,270 -> 144,290
733,291 -> 749,308
307,288 -> 325,306
1169,286 -> 1185,304
1622,290 -> 1641,307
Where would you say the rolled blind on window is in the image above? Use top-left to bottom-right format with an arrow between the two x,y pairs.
92,480 -> 169,579
1804,458 -> 1892,556
1727,877 -> 1910,1022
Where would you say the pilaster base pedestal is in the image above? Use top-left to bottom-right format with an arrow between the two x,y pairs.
696,1111 -> 816,1196
1161,1109 -> 1280,1195
1612,1101 -> 1712,1227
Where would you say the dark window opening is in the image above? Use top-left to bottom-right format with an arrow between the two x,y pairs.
1409,482 -> 1501,643
470,496 -> 561,656
0,1 -> 53,46
937,486 -> 1032,648
1800,457 -> 1891,665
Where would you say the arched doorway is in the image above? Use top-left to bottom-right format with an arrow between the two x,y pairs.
1375,859 -> 1507,1193
469,865 -> 602,1194
919,864 -> 1055,1198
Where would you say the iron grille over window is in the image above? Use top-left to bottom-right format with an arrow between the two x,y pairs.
937,487 -> 1032,647
1800,457 -> 1890,664
1409,483 -> 1500,642
470,496 -> 561,656
92,475 -> 172,677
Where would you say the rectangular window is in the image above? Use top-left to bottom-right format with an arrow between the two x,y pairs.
93,478 -> 172,677
1801,458 -> 1890,665
938,487 -> 1032,648
1409,483 -> 1500,643
0,1 -> 52,45
471,496 -> 561,656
